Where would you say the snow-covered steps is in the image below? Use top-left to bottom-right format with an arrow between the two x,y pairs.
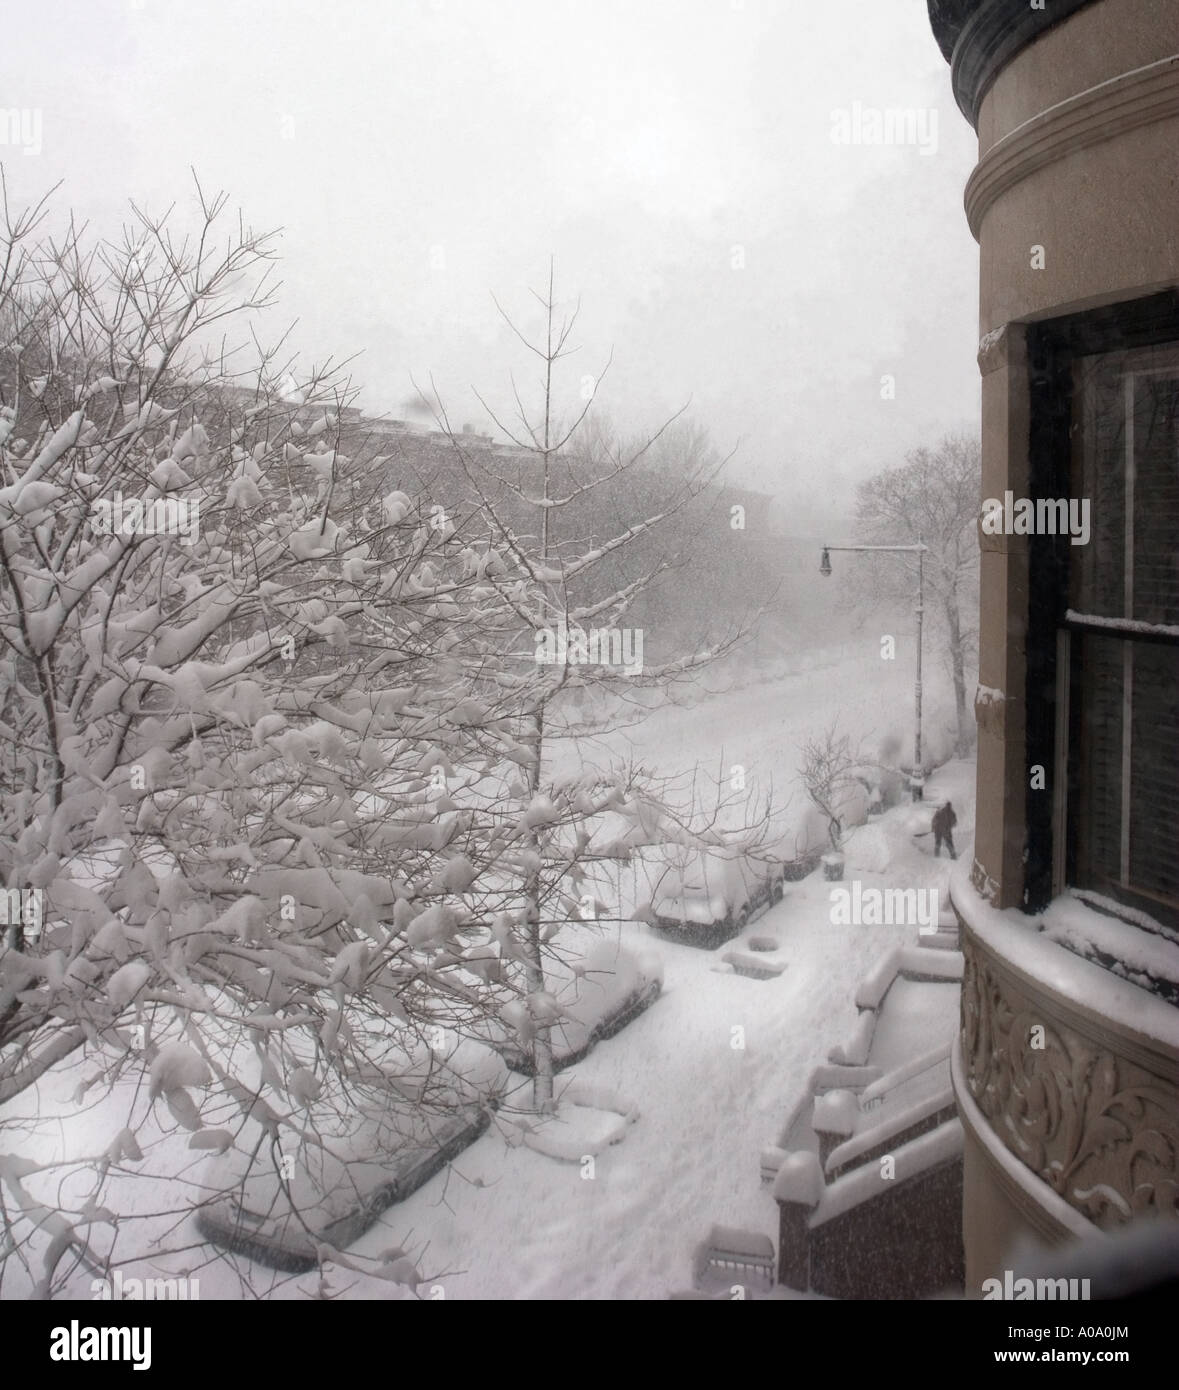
827,946 -> 961,1068
763,924 -> 967,1297
825,1051 -> 956,1181
923,927 -> 961,952
764,941 -> 961,1201
896,944 -> 964,981
773,1119 -> 965,1297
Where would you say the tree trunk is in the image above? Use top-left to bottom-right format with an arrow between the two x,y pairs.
522,887 -> 555,1111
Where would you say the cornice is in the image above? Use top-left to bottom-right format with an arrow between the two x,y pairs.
929,0 -> 1100,127
964,54 -> 1179,240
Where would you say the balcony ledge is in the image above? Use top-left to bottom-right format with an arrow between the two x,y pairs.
950,862 -> 1179,1229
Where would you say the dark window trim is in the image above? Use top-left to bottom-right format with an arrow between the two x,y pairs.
1024,289 -> 1179,915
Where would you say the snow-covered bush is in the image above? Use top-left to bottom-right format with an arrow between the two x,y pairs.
797,725 -> 872,852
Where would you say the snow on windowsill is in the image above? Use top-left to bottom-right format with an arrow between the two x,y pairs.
1065,609 -> 1179,639
1043,892 -> 1179,1001
950,862 -> 1179,1050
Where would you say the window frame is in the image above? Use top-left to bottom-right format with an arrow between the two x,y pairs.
1025,290 -> 1179,924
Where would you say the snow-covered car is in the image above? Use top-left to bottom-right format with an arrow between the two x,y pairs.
497,938 -> 663,1076
650,852 -> 787,948
194,1039 -> 507,1272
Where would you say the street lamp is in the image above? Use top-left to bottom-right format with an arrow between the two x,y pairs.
819,537 -> 928,801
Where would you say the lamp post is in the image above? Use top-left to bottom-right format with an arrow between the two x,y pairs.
819,537 -> 928,801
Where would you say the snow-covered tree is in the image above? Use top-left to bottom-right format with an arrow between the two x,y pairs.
850,436 -> 980,757
0,176 -> 537,1293
426,265 -> 773,1111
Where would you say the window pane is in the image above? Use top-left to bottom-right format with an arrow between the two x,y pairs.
1072,346 -> 1179,624
1132,372 -> 1179,627
1128,640 -> 1179,906
1073,633 -> 1179,924
1072,354 -> 1126,619
1074,633 -> 1125,895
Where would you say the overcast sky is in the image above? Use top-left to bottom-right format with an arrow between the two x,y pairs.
2,0 -> 981,521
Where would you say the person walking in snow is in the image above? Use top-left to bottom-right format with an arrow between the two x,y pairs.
931,800 -> 957,859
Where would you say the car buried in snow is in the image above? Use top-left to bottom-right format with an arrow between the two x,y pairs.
495,938 -> 664,1076
194,1038 -> 508,1273
648,848 -> 801,950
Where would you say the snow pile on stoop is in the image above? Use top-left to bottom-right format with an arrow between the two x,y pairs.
855,948 -> 903,1010
812,1088 -> 858,1139
772,1150 -> 825,1206
828,1009 -> 875,1065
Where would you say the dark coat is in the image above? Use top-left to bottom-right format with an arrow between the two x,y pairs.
931,802 -> 957,838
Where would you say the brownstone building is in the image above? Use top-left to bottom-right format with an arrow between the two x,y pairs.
927,0 -> 1179,1289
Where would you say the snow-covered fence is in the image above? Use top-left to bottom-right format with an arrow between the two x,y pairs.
696,1225 -> 776,1291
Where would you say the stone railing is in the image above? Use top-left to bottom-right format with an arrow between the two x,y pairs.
953,869 -> 1179,1229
